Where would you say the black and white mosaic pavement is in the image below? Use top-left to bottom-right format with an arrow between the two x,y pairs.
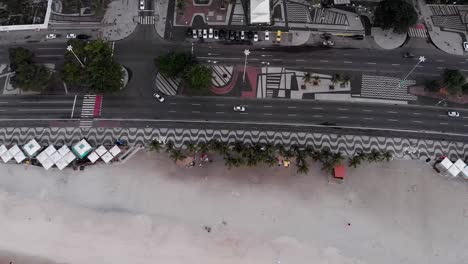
0,127 -> 467,161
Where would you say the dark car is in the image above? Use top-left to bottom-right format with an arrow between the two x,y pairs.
213,29 -> 219,39
219,29 -> 226,39
186,28 -> 193,37
247,31 -> 254,39
403,52 -> 415,58
352,35 -> 364,40
76,34 -> 91,40
229,30 -> 235,40
234,31 -> 240,41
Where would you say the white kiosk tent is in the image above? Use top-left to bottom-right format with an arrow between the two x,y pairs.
435,157 -> 452,176
460,166 -> 468,180
0,145 -> 26,164
23,139 -> 41,157
87,145 -> 121,164
72,139 -> 93,159
447,164 -> 461,178
36,145 -> 77,170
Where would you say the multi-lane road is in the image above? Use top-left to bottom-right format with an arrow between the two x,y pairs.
1,25 -> 468,141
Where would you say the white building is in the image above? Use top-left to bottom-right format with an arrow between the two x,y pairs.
249,0 -> 271,25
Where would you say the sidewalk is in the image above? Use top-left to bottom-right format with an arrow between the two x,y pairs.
372,27 -> 407,50
154,0 -> 170,39
99,0 -> 138,41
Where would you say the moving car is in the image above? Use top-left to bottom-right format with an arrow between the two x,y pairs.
233,106 -> 245,112
463,42 -> 468,52
265,30 -> 269,40
139,0 -> 145,10
208,28 -> 213,38
203,29 -> 207,39
46,34 -> 56,39
322,40 -> 334,47
403,52 -> 415,58
276,30 -> 281,42
153,93 -> 165,103
66,33 -> 76,39
192,29 -> 198,38
352,35 -> 364,40
241,31 -> 245,40
76,34 -> 91,40
447,111 -> 460,117
253,32 -> 258,42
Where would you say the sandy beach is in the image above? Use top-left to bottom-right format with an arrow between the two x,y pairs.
0,151 -> 467,264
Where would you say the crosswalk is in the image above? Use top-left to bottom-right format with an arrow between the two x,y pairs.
138,16 -> 155,24
79,95 -> 97,128
212,66 -> 233,87
408,25 -> 428,38
156,74 -> 180,96
311,8 -> 349,25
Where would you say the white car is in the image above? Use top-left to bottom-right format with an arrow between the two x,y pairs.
233,106 -> 245,112
192,29 -> 197,39
265,30 -> 269,40
208,28 -> 213,38
66,33 -> 76,39
153,93 -> 165,103
203,29 -> 207,39
447,111 -> 460,117
46,34 -> 56,39
139,0 -> 145,10
463,41 -> 468,52
241,31 -> 245,40
253,32 -> 258,42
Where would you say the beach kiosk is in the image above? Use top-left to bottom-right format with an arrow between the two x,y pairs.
72,139 -> 93,159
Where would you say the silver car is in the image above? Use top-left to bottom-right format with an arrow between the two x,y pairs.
233,106 -> 245,112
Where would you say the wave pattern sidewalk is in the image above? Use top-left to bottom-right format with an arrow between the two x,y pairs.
0,127 -> 466,160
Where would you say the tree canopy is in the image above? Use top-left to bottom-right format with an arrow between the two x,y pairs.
62,39 -> 123,93
184,64 -> 213,95
443,69 -> 466,95
8,47 -> 51,92
154,52 -> 193,78
374,0 -> 418,33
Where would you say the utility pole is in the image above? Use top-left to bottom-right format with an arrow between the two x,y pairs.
66,45 -> 85,68
243,49 -> 250,83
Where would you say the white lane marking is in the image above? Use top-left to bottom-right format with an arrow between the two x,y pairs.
287,106 -> 297,109
312,115 -> 323,118
272,59 -> 282,61
215,104 -> 224,106
463,116 -> 468,119
288,114 -> 297,117
363,117 -> 374,120
0,109 -> 6,112
191,103 -> 201,106
20,101 -> 72,104
436,59 -> 445,62
0,102 -> 8,104
312,107 -> 323,110
296,59 -> 305,62
263,113 -> 272,116
367,62 -> 377,65
191,111 -> 200,113
412,120 -> 423,123
338,108 -> 348,111
439,114 -> 446,117
460,69 -> 468,72
17,108 -> 71,111
439,122 -> 448,125
387,111 -> 398,114
337,116 -> 349,119
436,67 -> 443,69
343,53 -> 351,56
459,61 -> 466,64
319,60 -> 329,62
362,109 -> 373,112
169,102 -> 177,105
344,61 -> 352,64
263,105 -> 272,108
240,112 -> 248,115
387,119 -> 398,122
197,57 -> 240,60
464,124 -> 468,127
391,64 -> 400,66
70,95 -> 77,118
412,113 -> 421,115
215,111 -> 224,114
169,110 -> 177,113
250,58 -> 259,61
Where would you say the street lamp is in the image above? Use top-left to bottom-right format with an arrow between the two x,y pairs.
242,49 -> 250,83
399,56 -> 425,87
66,45 -> 85,68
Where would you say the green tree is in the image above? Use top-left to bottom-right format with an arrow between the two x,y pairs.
367,149 -> 382,162
11,63 -> 50,92
463,82 -> 468,95
8,47 -> 33,71
425,79 -> 440,92
303,72 -> 312,83
443,69 -> 466,95
165,140 -> 174,153
296,161 -> 309,174
348,155 -> 362,168
374,0 -> 418,33
155,52 -> 193,78
150,139 -> 162,152
170,149 -> 186,162
184,64 -> 213,94
381,150 -> 393,162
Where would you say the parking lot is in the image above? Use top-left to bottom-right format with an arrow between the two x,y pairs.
186,27 -> 287,44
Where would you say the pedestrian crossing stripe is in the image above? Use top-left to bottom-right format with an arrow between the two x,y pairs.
408,27 -> 428,38
81,95 -> 96,117
138,16 -> 155,24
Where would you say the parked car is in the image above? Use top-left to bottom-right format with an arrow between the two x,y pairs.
233,106 -> 246,112
208,28 -> 213,38
229,30 -> 235,40
76,34 -> 91,40
265,30 -> 269,40
139,0 -> 145,10
253,32 -> 258,42
66,33 -> 76,39
463,41 -> 468,52
448,111 -> 460,117
321,32 -> 332,39
247,31 -> 254,39
187,28 -> 193,37
214,29 -> 219,39
153,93 -> 165,103
192,29 -> 197,38
46,34 -> 56,39
203,29 -> 207,39
234,31 -> 240,41
276,30 -> 281,42
219,29 -> 226,39
241,31 -> 245,40
197,29 -> 203,38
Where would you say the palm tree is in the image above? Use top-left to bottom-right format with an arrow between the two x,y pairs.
341,75 -> 351,86
381,150 -> 393,162
185,142 -> 197,154
197,142 -> 209,153
348,155 -> 362,168
165,140 -> 174,153
296,161 -> 309,175
149,139 -> 162,152
304,145 -> 314,156
321,160 -> 335,174
233,141 -> 244,153
224,154 -> 236,169
320,147 -> 332,163
330,151 -> 344,166
331,73 -> 341,84
170,149 -> 186,162
275,144 -> 287,156
303,72 -> 312,83
368,149 -> 382,162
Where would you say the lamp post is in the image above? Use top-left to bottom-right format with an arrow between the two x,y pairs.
399,56 -> 425,87
243,49 -> 250,83
66,45 -> 84,68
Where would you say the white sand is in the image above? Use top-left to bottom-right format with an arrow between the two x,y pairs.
0,151 -> 467,264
